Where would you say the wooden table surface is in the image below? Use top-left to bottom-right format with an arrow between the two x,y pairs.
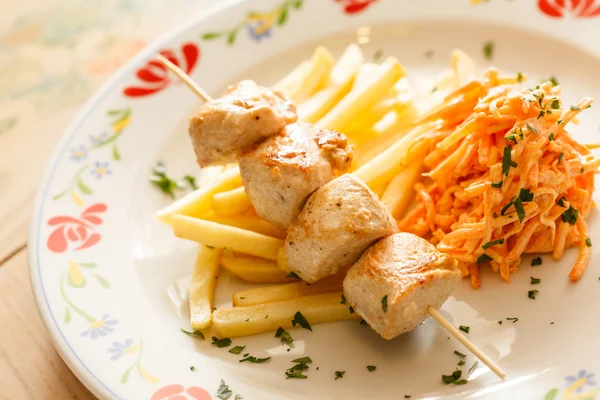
0,1 -> 215,398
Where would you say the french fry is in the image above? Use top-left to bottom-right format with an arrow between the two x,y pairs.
274,61 -> 309,95
276,247 -> 290,272
232,274 -> 345,307
352,63 -> 380,89
201,212 -> 286,239
221,253 -> 292,284
171,214 -> 283,260
155,167 -> 242,224
316,58 -> 405,132
380,161 -> 423,218
297,44 -> 364,123
212,187 -> 251,216
275,47 -> 334,103
189,246 -> 222,330
352,123 -> 430,188
212,292 -> 359,338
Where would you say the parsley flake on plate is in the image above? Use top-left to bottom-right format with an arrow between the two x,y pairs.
216,379 -> 233,399
292,312 -> 312,331
531,257 -> 542,267
530,277 -> 541,285
334,371 -> 345,380
454,350 -> 467,358
180,328 -> 205,340
228,346 -> 246,355
528,290 -> 539,299
211,336 -> 232,348
239,355 -> 271,363
482,239 -> 504,250
367,365 -> 377,372
275,327 -> 293,344
459,325 -> 470,334
381,295 -> 388,313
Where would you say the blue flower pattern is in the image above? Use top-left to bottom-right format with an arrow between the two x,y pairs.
108,339 -> 134,360
565,369 -> 597,393
80,314 -> 118,339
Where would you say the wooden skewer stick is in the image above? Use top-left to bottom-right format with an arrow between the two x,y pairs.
156,50 -> 506,382
155,54 -> 213,102
428,306 -> 506,380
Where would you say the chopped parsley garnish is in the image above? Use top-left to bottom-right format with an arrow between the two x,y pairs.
525,123 -> 538,134
340,295 -> 347,305
519,188 -> 534,202
367,365 -> 377,372
561,205 -> 578,225
348,306 -> 355,314
181,328 -> 205,340
381,295 -> 388,313
405,396 -> 412,399
548,132 -> 555,141
530,277 -> 541,285
190,365 -> 195,371
557,197 -> 568,207
506,317 -> 519,323
570,105 -> 581,111
557,119 -> 564,125
586,238 -> 592,247
497,320 -> 503,325
239,355 -> 271,363
292,312 -> 312,331
514,197 -> 526,223
558,152 -> 565,162
528,290 -> 539,299
477,254 -> 493,263
517,72 -> 523,84
550,99 -> 560,109
275,327 -> 293,344
286,271 -> 301,279
491,181 -> 503,188
581,167 -> 585,173
285,368 -> 308,379
493,212 -> 498,218
502,146 -> 517,175
286,357 -> 312,379
334,371 -> 345,380
216,380 -> 233,399
442,369 -> 463,384
211,336 -> 232,348
360,319 -> 368,326
150,161 -> 197,198
229,345 -> 246,355
459,326 -> 470,334
482,238 -> 504,250
454,350 -> 467,358
531,257 -> 542,266
469,361 -> 479,374
483,41 -> 494,60
458,360 -> 466,366
292,357 -> 312,364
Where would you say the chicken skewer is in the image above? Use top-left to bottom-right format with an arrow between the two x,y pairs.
155,54 -> 506,380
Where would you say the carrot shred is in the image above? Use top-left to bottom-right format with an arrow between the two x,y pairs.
399,69 -> 596,287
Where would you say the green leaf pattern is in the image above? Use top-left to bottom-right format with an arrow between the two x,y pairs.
201,0 -> 303,45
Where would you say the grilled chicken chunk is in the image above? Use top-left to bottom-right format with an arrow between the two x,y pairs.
239,123 -> 353,229
189,80 -> 297,167
285,174 -> 397,282
343,233 -> 460,340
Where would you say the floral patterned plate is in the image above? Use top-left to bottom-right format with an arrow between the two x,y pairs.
29,0 -> 600,399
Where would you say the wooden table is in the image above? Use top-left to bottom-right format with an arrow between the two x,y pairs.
0,1 -> 215,397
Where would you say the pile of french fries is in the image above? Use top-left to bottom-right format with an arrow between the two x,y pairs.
156,45 -> 477,338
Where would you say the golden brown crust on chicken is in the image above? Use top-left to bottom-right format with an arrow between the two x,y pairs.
285,174 -> 398,283
189,80 -> 297,167
343,233 -> 460,340
239,123 -> 353,230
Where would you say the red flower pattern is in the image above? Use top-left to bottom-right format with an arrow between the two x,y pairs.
47,203 -> 107,253
538,0 -> 600,17
335,0 -> 379,14
123,43 -> 200,98
151,384 -> 211,400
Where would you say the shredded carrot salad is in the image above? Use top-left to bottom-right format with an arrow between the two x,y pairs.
399,68 -> 597,288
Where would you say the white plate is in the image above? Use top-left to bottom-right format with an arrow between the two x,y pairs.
29,0 -> 600,399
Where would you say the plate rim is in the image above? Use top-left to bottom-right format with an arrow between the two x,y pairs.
27,1 -> 246,398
